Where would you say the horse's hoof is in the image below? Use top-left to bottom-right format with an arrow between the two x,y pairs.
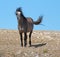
29,45 -> 31,47
24,45 -> 27,47
21,45 -> 23,47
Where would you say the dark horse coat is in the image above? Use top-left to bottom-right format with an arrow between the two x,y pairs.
15,7 -> 43,47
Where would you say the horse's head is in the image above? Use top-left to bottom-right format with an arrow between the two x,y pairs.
15,7 -> 22,20
15,7 -> 22,15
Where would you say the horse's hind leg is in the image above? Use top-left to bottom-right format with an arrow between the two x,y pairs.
24,32 -> 27,47
20,33 -> 23,47
29,31 -> 32,47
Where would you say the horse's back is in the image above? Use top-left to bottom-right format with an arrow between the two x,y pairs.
26,17 -> 33,23
26,17 -> 34,32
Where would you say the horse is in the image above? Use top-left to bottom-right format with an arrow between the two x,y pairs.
15,7 -> 43,47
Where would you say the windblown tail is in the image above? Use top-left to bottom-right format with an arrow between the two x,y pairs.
33,16 -> 43,25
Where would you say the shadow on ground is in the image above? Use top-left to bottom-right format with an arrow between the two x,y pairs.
31,43 -> 46,48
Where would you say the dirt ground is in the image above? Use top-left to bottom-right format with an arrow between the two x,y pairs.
0,29 -> 60,57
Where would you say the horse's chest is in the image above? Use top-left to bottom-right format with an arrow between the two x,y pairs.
18,26 -> 24,31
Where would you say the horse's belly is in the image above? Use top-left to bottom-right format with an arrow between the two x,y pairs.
27,25 -> 33,32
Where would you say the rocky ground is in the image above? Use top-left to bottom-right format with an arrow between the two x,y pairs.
0,29 -> 60,57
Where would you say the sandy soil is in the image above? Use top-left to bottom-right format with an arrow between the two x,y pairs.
0,29 -> 60,57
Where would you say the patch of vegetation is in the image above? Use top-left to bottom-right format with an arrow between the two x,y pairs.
43,48 -> 48,53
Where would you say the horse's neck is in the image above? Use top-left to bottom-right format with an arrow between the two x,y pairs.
18,14 -> 27,25
20,14 -> 27,22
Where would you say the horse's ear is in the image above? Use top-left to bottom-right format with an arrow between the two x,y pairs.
19,7 -> 22,10
16,7 -> 22,12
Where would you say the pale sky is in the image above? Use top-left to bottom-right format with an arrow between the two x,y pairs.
0,0 -> 60,30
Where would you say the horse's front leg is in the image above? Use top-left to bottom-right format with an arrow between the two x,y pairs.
24,32 -> 27,47
20,33 -> 23,47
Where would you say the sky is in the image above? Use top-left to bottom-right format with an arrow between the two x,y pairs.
0,0 -> 60,31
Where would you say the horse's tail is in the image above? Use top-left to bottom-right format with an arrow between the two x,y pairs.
33,16 -> 43,25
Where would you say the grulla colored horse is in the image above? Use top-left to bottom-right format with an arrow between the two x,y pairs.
15,7 -> 43,47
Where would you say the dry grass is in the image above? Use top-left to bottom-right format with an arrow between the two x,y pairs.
0,29 -> 60,57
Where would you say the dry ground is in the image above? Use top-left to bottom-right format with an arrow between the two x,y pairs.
0,29 -> 60,57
